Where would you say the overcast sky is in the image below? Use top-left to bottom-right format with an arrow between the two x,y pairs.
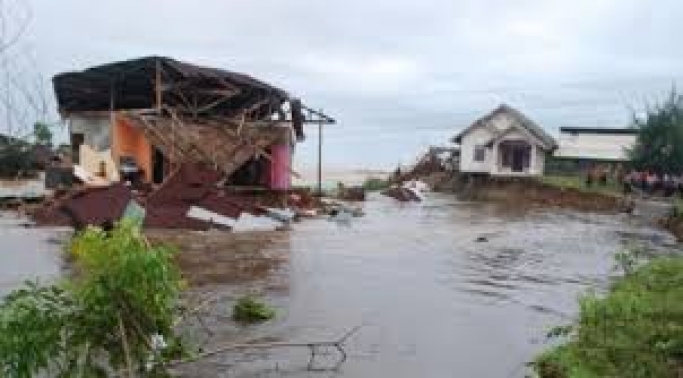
11,0 -> 683,169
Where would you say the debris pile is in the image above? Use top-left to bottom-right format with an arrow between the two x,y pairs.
381,180 -> 429,202
337,185 -> 366,201
31,163 -> 321,232
398,146 -> 458,182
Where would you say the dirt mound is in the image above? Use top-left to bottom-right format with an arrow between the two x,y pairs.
469,178 -> 633,213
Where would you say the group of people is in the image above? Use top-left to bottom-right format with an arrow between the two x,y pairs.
622,171 -> 683,196
584,165 -> 683,197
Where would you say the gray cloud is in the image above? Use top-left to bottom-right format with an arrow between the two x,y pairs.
15,0 -> 683,168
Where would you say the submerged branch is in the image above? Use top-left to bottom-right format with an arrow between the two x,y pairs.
166,325 -> 363,371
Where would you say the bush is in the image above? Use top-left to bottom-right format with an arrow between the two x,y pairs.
362,177 -> 391,191
628,89 -> 683,174
535,254 -> 683,377
672,198 -> 683,219
0,143 -> 35,178
232,296 -> 276,323
0,222 -> 185,377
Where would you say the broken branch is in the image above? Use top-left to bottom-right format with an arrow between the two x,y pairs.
165,325 -> 362,371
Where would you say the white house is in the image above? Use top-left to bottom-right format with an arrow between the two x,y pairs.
554,127 -> 637,162
452,104 -> 557,176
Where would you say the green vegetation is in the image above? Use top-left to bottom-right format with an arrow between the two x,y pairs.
232,296 -> 276,323
0,142 -> 34,178
539,175 -> 622,197
33,122 -> 52,146
0,222 -> 185,377
362,176 -> 391,191
672,198 -> 683,220
534,252 -> 683,378
628,89 -> 683,174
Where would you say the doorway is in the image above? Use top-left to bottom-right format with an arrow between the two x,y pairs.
512,148 -> 526,172
500,141 -> 531,173
152,147 -> 167,184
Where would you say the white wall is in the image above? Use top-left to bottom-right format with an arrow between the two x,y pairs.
555,131 -> 636,161
69,114 -> 119,180
459,126 -> 495,173
459,113 -> 548,176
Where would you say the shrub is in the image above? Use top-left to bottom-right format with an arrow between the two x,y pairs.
362,177 -> 391,191
535,254 -> 683,377
232,296 -> 276,323
628,89 -> 683,174
0,221 -> 185,377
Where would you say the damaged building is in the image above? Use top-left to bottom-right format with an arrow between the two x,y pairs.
40,56 -> 334,230
54,56 -> 333,189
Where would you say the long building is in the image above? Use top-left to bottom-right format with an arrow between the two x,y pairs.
551,127 -> 638,172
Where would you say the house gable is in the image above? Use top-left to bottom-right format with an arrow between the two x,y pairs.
455,104 -> 555,176
452,104 -> 556,150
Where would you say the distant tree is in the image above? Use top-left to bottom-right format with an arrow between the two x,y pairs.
33,121 -> 52,145
628,89 -> 683,174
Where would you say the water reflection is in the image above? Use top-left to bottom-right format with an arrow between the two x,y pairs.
0,213 -> 67,297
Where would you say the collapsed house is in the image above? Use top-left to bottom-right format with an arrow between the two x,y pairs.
54,56 -> 333,188
41,57 -> 334,230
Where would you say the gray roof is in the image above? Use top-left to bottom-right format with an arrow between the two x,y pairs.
452,104 -> 557,150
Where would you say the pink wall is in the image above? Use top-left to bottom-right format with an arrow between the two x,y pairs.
269,144 -> 291,190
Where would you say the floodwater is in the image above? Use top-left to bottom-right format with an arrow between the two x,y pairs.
172,194 -> 678,378
0,213 -> 67,297
0,195 -> 677,377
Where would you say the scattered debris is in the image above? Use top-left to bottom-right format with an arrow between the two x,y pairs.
337,184 -> 366,201
264,207 -> 296,223
60,184 -> 132,229
167,326 -> 362,372
0,174 -> 51,202
232,212 -> 283,232
72,165 -> 109,187
381,179 -> 429,203
29,163 -> 330,232
329,207 -> 354,225
186,206 -> 235,229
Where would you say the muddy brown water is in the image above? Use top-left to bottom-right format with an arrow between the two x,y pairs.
0,213 -> 68,297
0,194 -> 679,377
170,194 -> 678,378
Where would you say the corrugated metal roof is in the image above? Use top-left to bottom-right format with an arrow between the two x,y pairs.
53,56 -> 289,119
554,131 -> 636,161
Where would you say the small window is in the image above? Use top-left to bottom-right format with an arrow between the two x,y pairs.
474,145 -> 486,162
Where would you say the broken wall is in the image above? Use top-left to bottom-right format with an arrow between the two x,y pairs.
112,115 -> 153,182
69,114 -> 119,181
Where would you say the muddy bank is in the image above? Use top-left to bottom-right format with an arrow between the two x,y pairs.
429,173 -> 633,214
662,215 -> 683,241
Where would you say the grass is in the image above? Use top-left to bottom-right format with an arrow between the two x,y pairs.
232,296 -> 276,323
362,176 -> 392,191
534,254 -> 683,378
673,198 -> 683,219
539,175 -> 623,197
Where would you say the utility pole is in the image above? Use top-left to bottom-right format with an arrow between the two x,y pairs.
317,110 -> 323,196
